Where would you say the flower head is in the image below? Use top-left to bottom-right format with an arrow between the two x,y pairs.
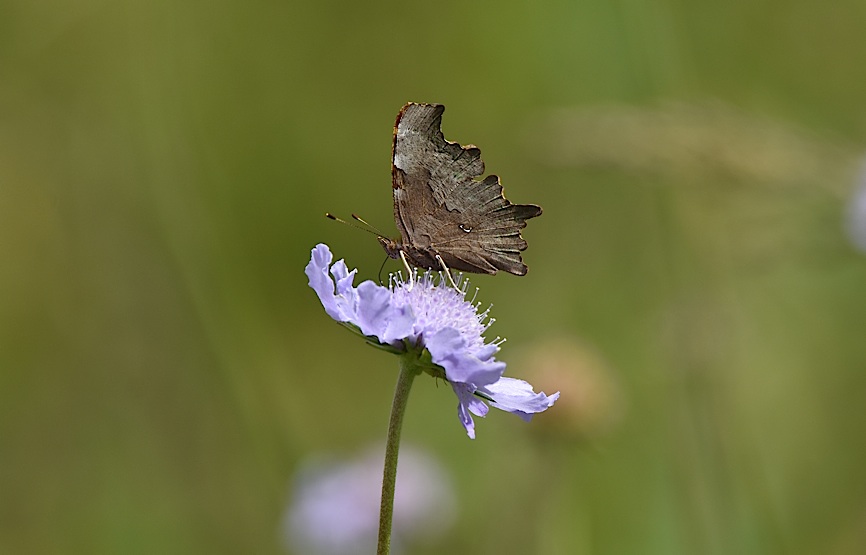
846,156 -> 866,253
283,445 -> 455,555
305,243 -> 559,439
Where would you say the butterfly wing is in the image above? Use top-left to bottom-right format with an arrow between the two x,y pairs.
391,103 -> 541,275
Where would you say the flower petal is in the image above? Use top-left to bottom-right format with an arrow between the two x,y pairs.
330,261 -> 359,321
474,343 -> 499,361
381,303 -> 415,345
481,378 -> 560,422
426,328 -> 505,386
451,383 -> 489,439
456,402 -> 475,440
355,281 -> 394,339
305,244 -> 345,321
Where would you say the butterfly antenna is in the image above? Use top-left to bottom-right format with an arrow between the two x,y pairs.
351,214 -> 387,237
325,213 -> 383,238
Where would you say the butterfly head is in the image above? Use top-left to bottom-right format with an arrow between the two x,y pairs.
378,236 -> 402,260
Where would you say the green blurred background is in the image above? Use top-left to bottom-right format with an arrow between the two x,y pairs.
3,0 -> 866,553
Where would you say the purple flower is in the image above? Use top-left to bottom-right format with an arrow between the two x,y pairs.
846,156 -> 866,253
305,243 -> 559,439
283,445 -> 455,555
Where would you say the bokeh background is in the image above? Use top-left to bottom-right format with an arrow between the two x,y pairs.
3,0 -> 866,553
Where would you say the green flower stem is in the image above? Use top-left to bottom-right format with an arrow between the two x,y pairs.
377,352 -> 421,555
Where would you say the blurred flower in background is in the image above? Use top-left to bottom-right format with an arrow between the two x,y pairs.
282,445 -> 456,555
845,157 -> 866,253
512,335 -> 624,441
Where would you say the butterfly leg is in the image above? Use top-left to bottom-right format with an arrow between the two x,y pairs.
398,250 -> 415,288
434,254 -> 460,289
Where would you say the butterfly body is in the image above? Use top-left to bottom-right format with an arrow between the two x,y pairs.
383,103 -> 542,276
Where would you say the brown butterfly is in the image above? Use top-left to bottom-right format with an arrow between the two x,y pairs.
378,103 -> 542,277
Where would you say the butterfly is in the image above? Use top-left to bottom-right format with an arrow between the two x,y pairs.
378,103 -> 542,277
